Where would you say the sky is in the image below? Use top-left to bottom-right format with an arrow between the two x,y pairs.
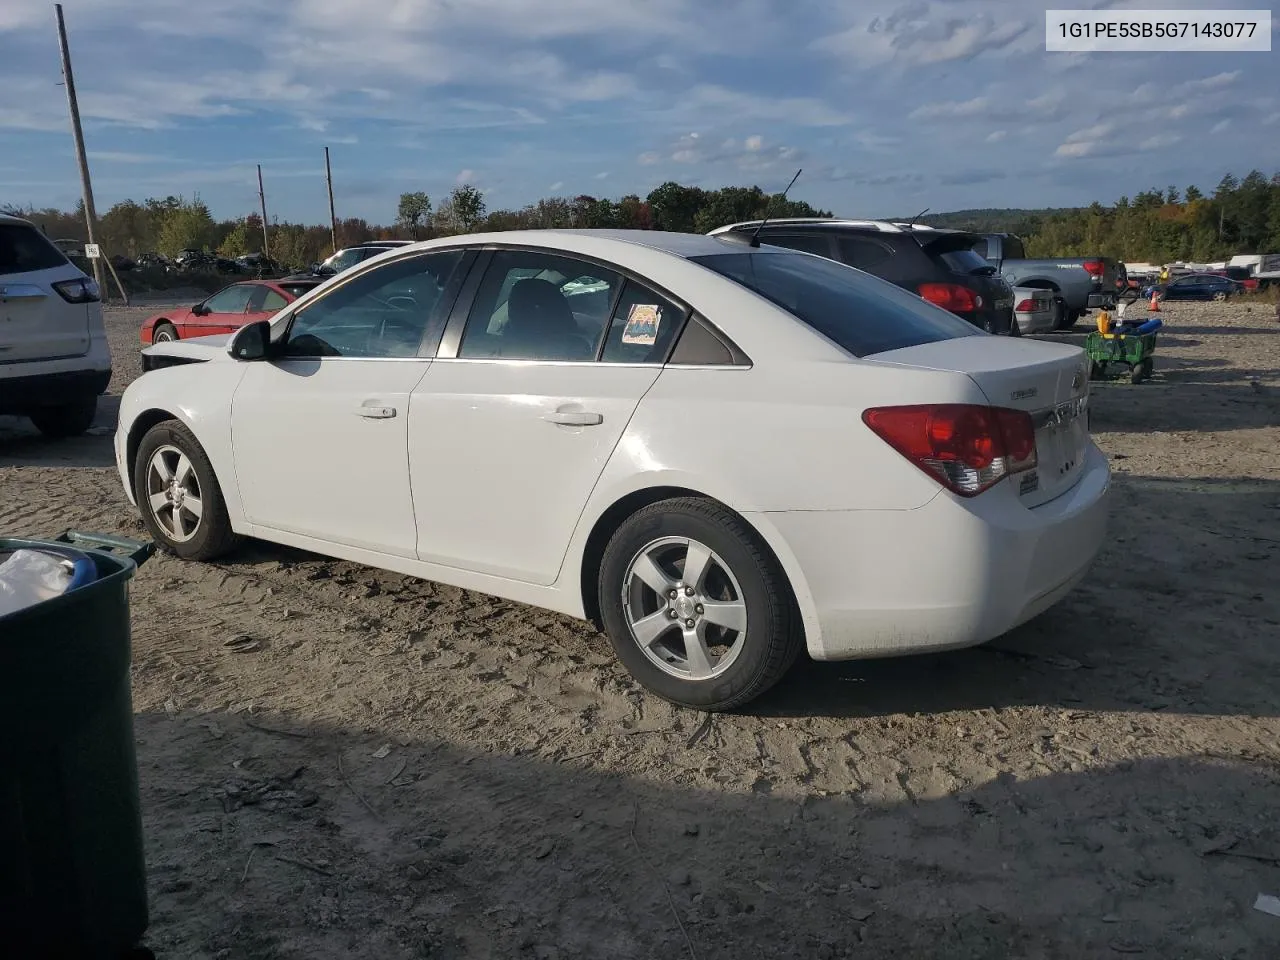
1,0 -> 1277,225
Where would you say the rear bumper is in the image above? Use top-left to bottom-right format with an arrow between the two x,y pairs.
1015,307 -> 1056,334
1087,292 -> 1117,309
0,366 -> 111,414
757,444 -> 1111,661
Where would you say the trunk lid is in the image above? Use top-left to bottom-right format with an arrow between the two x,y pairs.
867,337 -> 1092,507
0,222 -> 91,364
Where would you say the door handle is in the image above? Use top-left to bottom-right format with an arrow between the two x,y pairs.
356,403 -> 396,419
544,410 -> 603,426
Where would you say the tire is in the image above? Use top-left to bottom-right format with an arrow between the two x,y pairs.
152,322 -> 178,343
1049,296 -> 1070,331
598,497 -> 803,712
1212,291 -> 1227,302
133,419 -> 238,561
29,394 -> 97,438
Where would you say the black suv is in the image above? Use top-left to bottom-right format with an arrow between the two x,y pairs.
709,219 -> 1017,335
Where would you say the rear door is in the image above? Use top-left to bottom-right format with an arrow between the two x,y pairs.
0,221 -> 90,363
408,248 -> 679,585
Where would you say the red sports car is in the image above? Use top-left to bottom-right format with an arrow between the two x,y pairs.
139,278 -> 324,345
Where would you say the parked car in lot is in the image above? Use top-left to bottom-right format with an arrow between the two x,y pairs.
305,241 -> 412,278
708,218 -> 1018,335
139,277 -> 325,345
973,234 -> 1124,330
117,229 -> 1110,710
0,213 -> 111,437
1145,273 -> 1241,302
1012,287 -> 1056,335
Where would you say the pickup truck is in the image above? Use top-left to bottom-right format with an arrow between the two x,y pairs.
972,233 -> 1126,330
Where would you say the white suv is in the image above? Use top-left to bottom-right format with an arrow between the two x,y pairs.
0,213 -> 112,437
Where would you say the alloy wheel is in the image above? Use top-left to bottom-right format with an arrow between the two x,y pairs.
621,536 -> 748,681
145,444 -> 204,542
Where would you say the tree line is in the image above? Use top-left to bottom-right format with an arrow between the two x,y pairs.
1008,170 -> 1280,262
3,182 -> 830,270
6,169 -> 1277,271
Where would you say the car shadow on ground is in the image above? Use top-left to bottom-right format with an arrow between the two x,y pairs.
0,395 -> 120,469
129,708 -> 1280,959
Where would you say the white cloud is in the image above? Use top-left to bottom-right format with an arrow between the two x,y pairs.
908,96 -> 991,120
985,130 -> 1007,142
593,171 -> 609,179
1210,119 -> 1231,134
456,169 -> 476,184
813,2 -> 1037,65
548,181 -> 564,191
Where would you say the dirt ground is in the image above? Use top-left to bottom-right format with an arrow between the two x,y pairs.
2,296 -> 1279,959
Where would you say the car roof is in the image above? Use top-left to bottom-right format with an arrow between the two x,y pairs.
708,218 -> 957,236
0,212 -> 35,226
380,229 -> 784,262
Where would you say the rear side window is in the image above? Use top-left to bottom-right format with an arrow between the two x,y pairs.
760,233 -> 832,257
690,251 -> 981,358
0,224 -> 70,276
971,238 -> 990,259
1002,236 -> 1026,260
836,237 -> 895,272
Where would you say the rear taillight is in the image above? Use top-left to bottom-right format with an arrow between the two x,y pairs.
52,277 -> 100,303
918,283 -> 982,313
862,404 -> 1037,497
1081,259 -> 1105,279
1014,298 -> 1039,313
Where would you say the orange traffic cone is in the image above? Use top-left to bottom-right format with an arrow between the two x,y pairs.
1148,289 -> 1160,312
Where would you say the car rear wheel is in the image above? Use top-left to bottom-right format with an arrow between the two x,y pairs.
598,497 -> 802,711
152,322 -> 178,343
1051,297 -> 1079,331
133,419 -> 238,561
1212,291 -> 1228,302
29,395 -> 97,438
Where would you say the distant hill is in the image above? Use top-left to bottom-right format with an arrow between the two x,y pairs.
891,208 -> 1086,236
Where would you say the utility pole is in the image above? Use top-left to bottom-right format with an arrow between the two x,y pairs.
54,3 -> 106,296
257,164 -> 270,258
324,146 -> 338,254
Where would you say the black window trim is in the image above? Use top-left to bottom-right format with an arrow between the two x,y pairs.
274,246 -> 478,361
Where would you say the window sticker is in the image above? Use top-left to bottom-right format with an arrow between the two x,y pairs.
621,303 -> 661,345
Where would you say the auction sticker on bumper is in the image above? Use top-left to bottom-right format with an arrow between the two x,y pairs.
1046,9 -> 1271,52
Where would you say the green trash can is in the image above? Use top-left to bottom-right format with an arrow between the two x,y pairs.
0,531 -> 155,959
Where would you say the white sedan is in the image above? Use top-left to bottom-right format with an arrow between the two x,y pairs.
116,230 -> 1111,711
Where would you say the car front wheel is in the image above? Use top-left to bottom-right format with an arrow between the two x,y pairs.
29,395 -> 97,438
152,322 -> 178,343
133,419 -> 238,560
598,497 -> 802,711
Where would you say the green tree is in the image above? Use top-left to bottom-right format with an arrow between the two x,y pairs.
396,191 -> 432,239
155,197 -> 215,256
646,182 -> 706,232
1184,185 -> 1204,203
447,185 -> 486,233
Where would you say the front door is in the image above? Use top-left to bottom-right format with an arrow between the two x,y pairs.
230,250 -> 470,558
409,249 -> 687,585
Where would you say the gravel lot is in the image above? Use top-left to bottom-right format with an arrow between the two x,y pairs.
2,296 -> 1279,959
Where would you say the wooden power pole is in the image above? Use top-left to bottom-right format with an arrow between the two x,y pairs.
324,146 -> 338,254
54,3 -> 106,296
257,164 -> 270,257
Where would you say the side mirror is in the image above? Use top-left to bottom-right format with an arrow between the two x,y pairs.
192,302 -> 208,315
227,319 -> 272,361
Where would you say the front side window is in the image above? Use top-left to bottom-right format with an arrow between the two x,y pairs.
203,284 -> 255,314
458,251 -> 622,361
283,251 -> 465,358
690,251 -> 981,358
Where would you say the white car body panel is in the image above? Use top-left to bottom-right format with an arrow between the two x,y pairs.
117,230 -> 1111,663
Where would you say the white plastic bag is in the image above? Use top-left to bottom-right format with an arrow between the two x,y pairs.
0,549 -> 73,619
